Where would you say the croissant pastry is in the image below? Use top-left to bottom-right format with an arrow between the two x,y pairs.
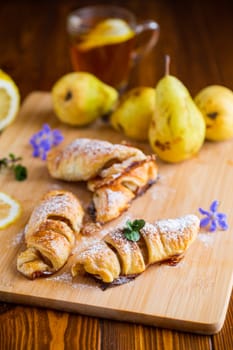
47,138 -> 147,182
47,138 -> 158,223
71,214 -> 200,284
17,190 -> 84,279
88,156 -> 157,223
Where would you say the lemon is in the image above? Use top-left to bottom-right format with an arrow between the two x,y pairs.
78,18 -> 135,51
0,192 -> 21,229
0,70 -> 20,131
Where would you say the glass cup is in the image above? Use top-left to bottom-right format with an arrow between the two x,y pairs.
67,5 -> 160,92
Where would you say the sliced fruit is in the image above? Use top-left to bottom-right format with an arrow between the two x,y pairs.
0,70 -> 20,131
0,192 -> 21,229
78,18 -> 135,51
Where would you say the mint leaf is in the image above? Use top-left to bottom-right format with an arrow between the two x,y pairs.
124,230 -> 140,242
0,154 -> 27,181
125,220 -> 133,229
132,219 -> 145,230
14,164 -> 27,181
123,219 -> 145,242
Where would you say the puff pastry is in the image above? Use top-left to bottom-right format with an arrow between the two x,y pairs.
17,190 -> 84,279
71,214 -> 200,284
47,138 -> 147,181
89,156 -> 157,223
47,138 -> 158,223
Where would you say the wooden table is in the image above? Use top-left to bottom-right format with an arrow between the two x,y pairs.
0,0 -> 233,348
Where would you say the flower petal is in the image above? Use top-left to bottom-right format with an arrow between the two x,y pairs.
37,130 -> 44,138
218,219 -> 229,230
29,124 -> 64,160
199,208 -> 211,216
52,131 -> 64,145
43,124 -> 51,133
41,139 -> 52,148
29,139 -> 37,146
200,216 -> 211,227
41,150 -> 48,161
32,148 -> 40,157
209,220 -> 217,232
210,200 -> 219,213
216,212 -> 227,220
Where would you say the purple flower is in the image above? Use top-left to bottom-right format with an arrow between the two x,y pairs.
199,200 -> 228,232
29,124 -> 64,160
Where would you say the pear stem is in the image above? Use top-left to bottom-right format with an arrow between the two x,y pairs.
165,55 -> 170,76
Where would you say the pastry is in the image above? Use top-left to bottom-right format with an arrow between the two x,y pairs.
71,214 -> 200,284
47,138 -> 147,182
89,156 -> 158,223
17,190 -> 84,279
47,138 -> 158,223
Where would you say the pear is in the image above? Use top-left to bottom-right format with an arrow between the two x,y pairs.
52,72 -> 118,126
194,85 -> 233,141
149,56 -> 206,163
110,87 -> 155,141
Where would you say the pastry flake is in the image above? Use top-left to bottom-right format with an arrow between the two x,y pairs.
17,190 -> 84,279
47,138 -> 146,182
71,214 -> 200,284
47,138 -> 158,224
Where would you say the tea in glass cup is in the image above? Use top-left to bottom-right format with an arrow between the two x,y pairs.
67,5 -> 159,91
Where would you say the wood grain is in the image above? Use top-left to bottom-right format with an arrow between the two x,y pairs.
101,321 -> 211,350
0,306 -> 101,350
213,293 -> 233,350
0,92 -> 233,335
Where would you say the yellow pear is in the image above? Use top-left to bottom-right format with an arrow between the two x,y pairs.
52,72 -> 118,126
110,87 -> 155,141
194,85 -> 233,141
149,56 -> 206,163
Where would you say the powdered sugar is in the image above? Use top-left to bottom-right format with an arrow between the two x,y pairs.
150,184 -> 176,201
10,229 -> 25,246
198,232 -> 215,247
78,240 -> 109,259
156,214 -> 199,235
47,271 -> 72,283
72,237 -> 101,255
25,191 -> 83,235
104,187 -> 132,208
52,137 -> 146,182
140,214 -> 200,243
46,271 -> 96,290
64,138 -> 114,158
107,228 -> 138,255
28,195 -> 68,222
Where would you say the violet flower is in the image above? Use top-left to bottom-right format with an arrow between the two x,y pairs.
199,200 -> 228,232
29,124 -> 64,160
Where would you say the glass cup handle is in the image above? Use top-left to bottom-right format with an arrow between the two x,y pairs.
132,20 -> 160,62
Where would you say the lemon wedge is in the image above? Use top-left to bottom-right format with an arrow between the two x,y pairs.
0,70 -> 20,131
0,192 -> 21,229
78,18 -> 135,51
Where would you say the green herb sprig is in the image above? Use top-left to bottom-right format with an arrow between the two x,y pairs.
0,153 -> 27,181
123,219 -> 146,242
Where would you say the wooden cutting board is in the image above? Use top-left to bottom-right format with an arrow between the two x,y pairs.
0,92 -> 233,334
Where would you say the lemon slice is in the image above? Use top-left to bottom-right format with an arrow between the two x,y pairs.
0,192 -> 21,229
78,18 -> 135,51
0,70 -> 20,131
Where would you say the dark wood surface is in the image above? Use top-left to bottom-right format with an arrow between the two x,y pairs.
0,0 -> 233,349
